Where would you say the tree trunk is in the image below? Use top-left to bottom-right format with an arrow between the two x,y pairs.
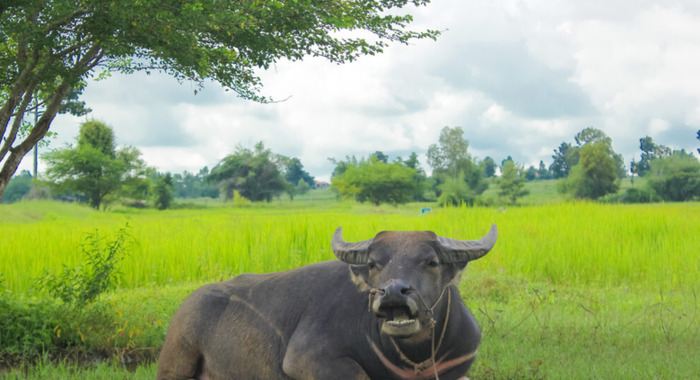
0,44 -> 103,203
0,81 -> 71,203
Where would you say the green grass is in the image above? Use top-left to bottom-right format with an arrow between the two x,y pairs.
465,271 -> 699,379
1,198 -> 699,378
2,272 -> 697,379
2,201 -> 698,294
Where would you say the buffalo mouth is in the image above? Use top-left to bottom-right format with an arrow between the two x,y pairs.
377,306 -> 421,337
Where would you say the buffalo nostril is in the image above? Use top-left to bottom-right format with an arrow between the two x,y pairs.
383,280 -> 411,296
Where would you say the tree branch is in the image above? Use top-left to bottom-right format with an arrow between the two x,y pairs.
0,80 -> 38,160
0,48 -> 40,138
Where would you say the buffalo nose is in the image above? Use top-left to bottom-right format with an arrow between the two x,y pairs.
382,280 -> 411,297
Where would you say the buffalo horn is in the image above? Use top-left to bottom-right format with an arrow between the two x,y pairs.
331,227 -> 373,265
436,224 -> 498,263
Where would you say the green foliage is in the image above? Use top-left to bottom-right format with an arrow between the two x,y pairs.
437,172 -> 474,206
2,170 -> 33,204
428,126 -> 487,199
282,157 -> 315,188
35,225 -> 132,306
646,153 -> 700,201
77,120 -> 116,157
231,190 -> 253,208
172,167 -> 219,199
480,156 -> 497,178
208,142 -> 287,202
635,136 -> 673,176
427,126 -> 471,179
549,142 -> 573,179
0,0 -> 439,203
154,173 -> 174,210
601,187 -> 662,204
536,160 -> 552,179
498,160 -> 529,204
294,179 -> 312,197
0,293 -> 59,358
331,158 -> 421,206
551,128 -> 625,180
0,283 -> 180,367
558,142 -> 619,199
280,157 -> 314,200
576,127 -> 626,179
43,121 -> 148,209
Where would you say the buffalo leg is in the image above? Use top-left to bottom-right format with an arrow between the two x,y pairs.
283,349 -> 369,380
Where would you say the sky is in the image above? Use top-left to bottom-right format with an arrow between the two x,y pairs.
24,0 -> 700,181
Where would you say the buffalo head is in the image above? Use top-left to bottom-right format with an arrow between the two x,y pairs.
332,225 -> 497,339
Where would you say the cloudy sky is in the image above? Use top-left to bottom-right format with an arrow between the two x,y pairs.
27,0 -> 700,181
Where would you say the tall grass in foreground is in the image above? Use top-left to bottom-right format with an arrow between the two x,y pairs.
1,201 -> 698,294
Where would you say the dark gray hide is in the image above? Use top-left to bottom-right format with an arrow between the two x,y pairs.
157,225 -> 497,380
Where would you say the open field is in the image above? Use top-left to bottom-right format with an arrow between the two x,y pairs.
1,199 -> 697,293
1,198 -> 699,378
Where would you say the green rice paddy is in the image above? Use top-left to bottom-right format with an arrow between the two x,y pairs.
1,201 -> 697,295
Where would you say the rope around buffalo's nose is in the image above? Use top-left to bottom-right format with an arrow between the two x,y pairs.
368,286 -> 452,380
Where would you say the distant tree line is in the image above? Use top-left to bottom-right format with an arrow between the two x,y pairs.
4,123 -> 699,207
329,126 -> 700,206
2,122 -> 316,209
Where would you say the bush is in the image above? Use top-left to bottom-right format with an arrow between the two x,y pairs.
2,171 -> 33,204
437,173 -> 475,206
35,224 -> 132,306
647,154 -> 700,201
600,188 -> 662,204
0,284 -> 58,357
154,174 -> 174,210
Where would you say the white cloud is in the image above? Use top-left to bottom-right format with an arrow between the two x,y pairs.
21,0 -> 700,179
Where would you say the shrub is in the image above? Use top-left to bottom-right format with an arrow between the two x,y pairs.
646,154 -> 700,201
35,224 -> 133,306
437,172 -> 475,206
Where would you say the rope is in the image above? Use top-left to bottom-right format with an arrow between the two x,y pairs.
388,287 -> 452,380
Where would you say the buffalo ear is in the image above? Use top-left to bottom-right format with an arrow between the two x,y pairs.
349,265 -> 371,291
442,261 -> 468,287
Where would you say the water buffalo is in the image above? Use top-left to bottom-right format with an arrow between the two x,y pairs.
157,224 -> 497,380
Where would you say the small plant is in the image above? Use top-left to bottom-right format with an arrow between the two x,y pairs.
36,223 -> 133,306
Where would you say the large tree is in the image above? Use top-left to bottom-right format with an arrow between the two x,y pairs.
549,142 -> 573,179
331,157 -> 420,206
0,0 -> 439,202
558,141 -> 619,200
635,136 -> 673,176
550,127 -> 625,180
427,126 -> 487,198
43,120 -> 148,209
427,126 -> 471,179
207,142 -> 287,202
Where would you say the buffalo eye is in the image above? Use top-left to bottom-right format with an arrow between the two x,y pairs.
367,261 -> 377,270
427,260 -> 439,268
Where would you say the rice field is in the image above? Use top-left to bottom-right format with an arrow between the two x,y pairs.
1,200 -> 698,295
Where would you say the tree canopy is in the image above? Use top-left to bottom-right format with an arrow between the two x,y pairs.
207,142 -> 287,202
646,152 -> 700,201
0,0 -> 439,202
558,141 -> 619,200
428,126 -> 487,201
331,157 -> 421,206
427,126 -> 471,179
499,160 -> 528,204
43,120 -> 148,209
634,136 -> 673,176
